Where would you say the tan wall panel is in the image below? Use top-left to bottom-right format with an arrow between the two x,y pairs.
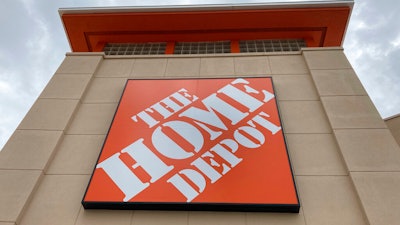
47,134 -> 105,175
269,55 -> 309,74
189,211 -> 246,225
83,77 -> 127,103
132,211 -> 188,225
6,51 -> 391,225
286,133 -> 347,175
17,99 -> 79,130
304,48 -> 400,225
296,176 -> 367,225
165,58 -> 200,77
234,56 -> 270,75
385,114 -> 400,146
96,59 -> 134,78
272,75 -> 318,101
302,49 -> 352,70
321,95 -> 386,129
0,222 -> 16,225
131,58 -> 167,78
0,170 -> 42,223
351,172 -> 400,225
75,208 -> 132,225
0,130 -> 62,170
334,129 -> 400,172
19,175 -> 89,225
56,55 -> 103,74
39,74 -> 92,99
278,101 -> 332,134
200,57 -> 235,76
246,210 -> 306,225
311,69 -> 367,96
66,103 -> 118,135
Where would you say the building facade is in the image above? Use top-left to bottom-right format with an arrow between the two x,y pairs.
385,114 -> 400,146
1,1 -> 400,225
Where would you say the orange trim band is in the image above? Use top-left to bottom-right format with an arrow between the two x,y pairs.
165,42 -> 175,54
62,7 -> 351,52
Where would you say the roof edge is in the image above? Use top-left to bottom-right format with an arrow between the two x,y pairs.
384,112 -> 400,121
59,1 -> 354,15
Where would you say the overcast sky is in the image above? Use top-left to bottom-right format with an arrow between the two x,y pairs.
1,0 -> 400,150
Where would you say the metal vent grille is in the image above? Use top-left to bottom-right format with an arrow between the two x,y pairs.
174,41 -> 231,54
104,43 -> 167,55
239,39 -> 306,52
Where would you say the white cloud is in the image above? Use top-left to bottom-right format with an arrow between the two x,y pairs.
390,34 -> 400,47
0,80 -> 12,94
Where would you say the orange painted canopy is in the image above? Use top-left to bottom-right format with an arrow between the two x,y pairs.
60,2 -> 352,52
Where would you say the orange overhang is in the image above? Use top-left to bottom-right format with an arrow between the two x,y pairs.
59,2 -> 353,52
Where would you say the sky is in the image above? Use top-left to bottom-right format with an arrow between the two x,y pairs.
1,0 -> 400,150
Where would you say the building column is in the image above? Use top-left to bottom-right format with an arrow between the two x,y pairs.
303,47 -> 400,225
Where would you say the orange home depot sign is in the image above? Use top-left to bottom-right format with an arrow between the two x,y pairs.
82,77 -> 299,212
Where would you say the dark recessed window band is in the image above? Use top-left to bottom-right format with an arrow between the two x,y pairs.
239,39 -> 306,53
174,41 -> 231,54
104,42 -> 167,55
103,39 -> 306,55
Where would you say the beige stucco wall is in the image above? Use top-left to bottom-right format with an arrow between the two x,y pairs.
1,48 -> 400,225
385,114 -> 400,146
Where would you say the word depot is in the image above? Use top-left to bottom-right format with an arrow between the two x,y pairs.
96,78 -> 282,202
